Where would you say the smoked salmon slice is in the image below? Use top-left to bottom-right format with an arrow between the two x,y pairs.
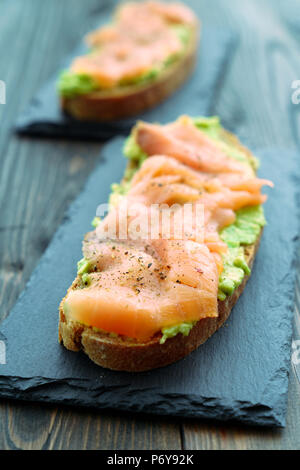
65,238 -> 219,341
135,116 -> 249,174
72,2 -> 198,89
63,116 -> 271,342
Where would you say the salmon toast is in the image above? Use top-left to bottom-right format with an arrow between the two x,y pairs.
58,1 -> 199,121
59,115 -> 272,371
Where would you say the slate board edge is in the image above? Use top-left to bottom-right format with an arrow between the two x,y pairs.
0,377 -> 283,427
249,146 -> 300,428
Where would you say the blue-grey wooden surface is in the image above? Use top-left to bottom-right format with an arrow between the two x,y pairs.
0,0 -> 300,450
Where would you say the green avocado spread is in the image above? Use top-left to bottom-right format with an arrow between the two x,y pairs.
58,25 -> 192,98
58,72 -> 99,98
112,116 -> 266,343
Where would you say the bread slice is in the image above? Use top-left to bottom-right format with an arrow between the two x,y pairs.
59,129 -> 264,371
60,26 -> 198,122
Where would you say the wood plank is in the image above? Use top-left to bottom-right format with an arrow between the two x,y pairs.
0,400 -> 182,450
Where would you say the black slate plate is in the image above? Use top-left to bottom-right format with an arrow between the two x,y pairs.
0,140 -> 298,427
15,23 -> 236,141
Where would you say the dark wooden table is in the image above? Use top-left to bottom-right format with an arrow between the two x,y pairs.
0,0 -> 300,450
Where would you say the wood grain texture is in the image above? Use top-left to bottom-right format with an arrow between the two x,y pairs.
0,0 -> 299,450
0,401 -> 181,450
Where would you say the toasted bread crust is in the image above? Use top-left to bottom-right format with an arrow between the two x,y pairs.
59,129 -> 264,371
60,27 -> 199,122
